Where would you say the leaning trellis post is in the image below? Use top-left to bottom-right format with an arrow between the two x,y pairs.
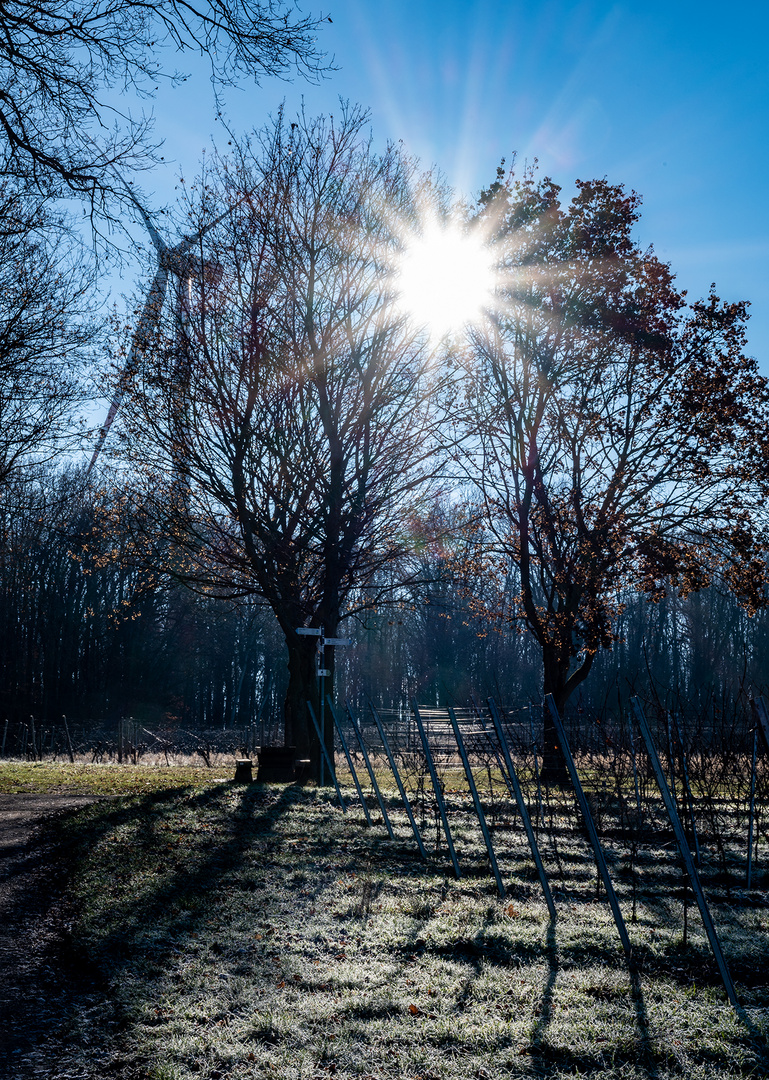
368,701 -> 427,859
411,700 -> 461,879
306,701 -> 346,813
326,699 -> 372,826
546,696 -> 632,960
470,695 -> 510,791
346,704 -> 395,839
447,706 -> 505,897
672,713 -> 701,866
632,697 -> 739,1008
487,699 -> 557,922
60,715 -> 74,764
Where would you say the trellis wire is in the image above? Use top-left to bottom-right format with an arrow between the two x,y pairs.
632,697 -> 739,1008
447,705 -> 505,897
487,699 -> 557,921
327,698 -> 372,826
411,700 -> 461,879
546,695 -> 632,961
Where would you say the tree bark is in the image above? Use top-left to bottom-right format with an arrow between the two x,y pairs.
283,635 -> 319,766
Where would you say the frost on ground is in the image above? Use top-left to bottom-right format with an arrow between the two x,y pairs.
2,776 -> 768,1080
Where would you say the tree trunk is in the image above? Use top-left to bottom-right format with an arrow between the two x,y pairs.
284,635 -> 319,763
541,644 -> 595,784
541,654 -> 570,785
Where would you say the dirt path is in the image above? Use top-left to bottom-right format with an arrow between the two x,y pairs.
0,795 -> 107,1078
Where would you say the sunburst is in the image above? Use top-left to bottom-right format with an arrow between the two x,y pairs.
396,220 -> 496,341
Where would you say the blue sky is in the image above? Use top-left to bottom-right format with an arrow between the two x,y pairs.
128,0 -> 769,366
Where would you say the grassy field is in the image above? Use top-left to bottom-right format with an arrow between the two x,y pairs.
2,760 -> 768,1079
0,759 -> 220,794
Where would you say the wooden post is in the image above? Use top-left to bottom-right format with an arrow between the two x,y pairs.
546,696 -> 632,960
368,701 -> 427,859
411,700 -> 461,878
488,699 -> 557,921
306,701 -> 346,813
345,704 -> 394,839
326,698 -> 373,826
62,715 -> 75,764
632,698 -> 739,1008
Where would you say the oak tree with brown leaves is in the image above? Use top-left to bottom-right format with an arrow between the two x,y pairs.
463,167 -> 769,776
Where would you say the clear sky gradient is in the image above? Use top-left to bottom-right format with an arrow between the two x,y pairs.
130,0 -> 769,367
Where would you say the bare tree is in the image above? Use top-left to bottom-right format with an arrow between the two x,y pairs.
0,181 -> 93,491
462,167 -> 769,775
0,0 -> 329,206
120,106 -> 452,776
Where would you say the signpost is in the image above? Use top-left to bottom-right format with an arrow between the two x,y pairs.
296,626 -> 352,785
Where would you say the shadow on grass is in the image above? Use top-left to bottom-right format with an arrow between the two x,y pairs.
49,783 -> 301,1019
529,919 -> 558,1073
36,781 -> 769,1079
629,966 -> 659,1080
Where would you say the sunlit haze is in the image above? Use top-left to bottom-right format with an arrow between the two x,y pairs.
396,223 -> 496,341
113,2 -> 768,368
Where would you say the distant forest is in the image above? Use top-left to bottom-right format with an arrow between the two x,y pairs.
2,464 -> 767,745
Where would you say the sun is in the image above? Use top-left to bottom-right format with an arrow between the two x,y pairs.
396,220 -> 496,340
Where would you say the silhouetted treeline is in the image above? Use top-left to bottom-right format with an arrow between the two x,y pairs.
1,465 -> 768,751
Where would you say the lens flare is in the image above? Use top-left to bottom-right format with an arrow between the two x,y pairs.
396,221 -> 495,341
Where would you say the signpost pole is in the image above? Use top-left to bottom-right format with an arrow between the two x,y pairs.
296,627 -> 352,788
